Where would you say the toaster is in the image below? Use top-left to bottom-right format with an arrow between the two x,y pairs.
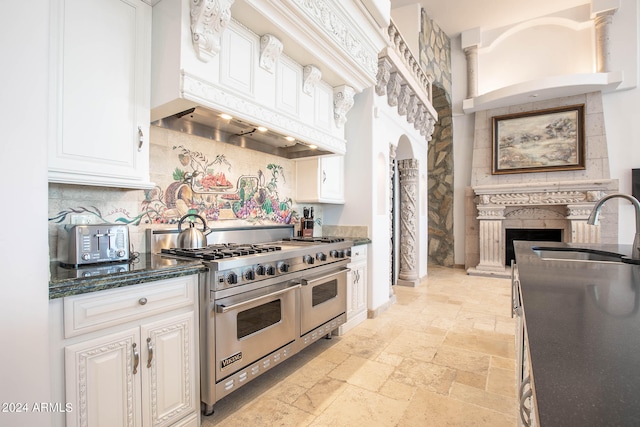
59,224 -> 130,267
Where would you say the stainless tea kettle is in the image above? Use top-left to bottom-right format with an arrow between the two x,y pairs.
177,214 -> 212,249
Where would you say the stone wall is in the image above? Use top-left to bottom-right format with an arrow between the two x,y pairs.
420,10 -> 454,266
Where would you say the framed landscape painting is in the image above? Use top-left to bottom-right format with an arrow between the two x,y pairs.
492,105 -> 585,174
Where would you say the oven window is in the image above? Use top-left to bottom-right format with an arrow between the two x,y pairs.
237,300 -> 282,339
312,279 -> 338,307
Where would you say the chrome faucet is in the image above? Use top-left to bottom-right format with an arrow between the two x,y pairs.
587,193 -> 640,260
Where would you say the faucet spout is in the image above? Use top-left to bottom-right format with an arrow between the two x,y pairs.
587,193 -> 640,260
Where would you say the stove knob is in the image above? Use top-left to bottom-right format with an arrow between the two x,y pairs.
81,253 -> 90,261
279,262 -> 290,273
303,255 -> 314,265
330,250 -> 345,258
226,272 -> 238,285
256,265 -> 266,276
116,249 -> 126,258
316,252 -> 327,261
244,269 -> 255,280
266,265 -> 276,276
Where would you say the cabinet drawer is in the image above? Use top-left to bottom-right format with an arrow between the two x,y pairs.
64,275 -> 197,338
350,245 -> 367,263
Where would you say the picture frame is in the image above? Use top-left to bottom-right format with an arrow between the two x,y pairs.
492,104 -> 585,174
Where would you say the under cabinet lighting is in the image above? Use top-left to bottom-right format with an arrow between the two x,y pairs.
308,144 -> 318,149
219,113 -> 233,120
257,126 -> 268,132
285,136 -> 295,142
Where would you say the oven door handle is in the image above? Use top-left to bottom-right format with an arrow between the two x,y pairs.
301,268 -> 350,286
215,284 -> 301,313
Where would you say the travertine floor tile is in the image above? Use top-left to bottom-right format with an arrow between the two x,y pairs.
399,387 -> 516,427
202,267 -> 517,426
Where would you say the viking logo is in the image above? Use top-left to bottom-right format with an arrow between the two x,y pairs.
221,352 -> 243,368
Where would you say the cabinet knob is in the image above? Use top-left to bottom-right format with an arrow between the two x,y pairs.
138,297 -> 148,305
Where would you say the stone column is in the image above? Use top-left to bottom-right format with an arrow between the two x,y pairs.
463,46 -> 479,98
461,28 -> 481,99
594,10 -> 616,73
567,204 -> 600,244
397,159 -> 419,287
475,205 -> 506,273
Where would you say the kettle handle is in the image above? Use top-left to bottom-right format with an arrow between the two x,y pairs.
177,214 -> 208,233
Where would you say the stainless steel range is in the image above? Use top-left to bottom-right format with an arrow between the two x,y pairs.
148,225 -> 352,415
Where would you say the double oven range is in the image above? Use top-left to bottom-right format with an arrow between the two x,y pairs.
148,225 -> 351,414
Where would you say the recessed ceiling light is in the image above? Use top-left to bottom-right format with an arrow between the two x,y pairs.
219,113 -> 233,120
257,126 -> 268,132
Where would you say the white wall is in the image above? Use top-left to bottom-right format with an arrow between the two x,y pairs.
332,87 -> 429,313
0,2 -> 52,426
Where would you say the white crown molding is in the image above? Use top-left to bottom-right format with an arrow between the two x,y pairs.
190,0 -> 235,62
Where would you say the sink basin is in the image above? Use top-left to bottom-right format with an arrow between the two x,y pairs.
532,246 -> 625,264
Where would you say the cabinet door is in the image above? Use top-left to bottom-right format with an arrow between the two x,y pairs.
49,0 -> 152,189
141,311 -> 198,427
65,328 -> 142,427
353,261 -> 367,315
319,156 -> 344,202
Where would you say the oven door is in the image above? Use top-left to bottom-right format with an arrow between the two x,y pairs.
214,282 -> 300,382
300,267 -> 348,336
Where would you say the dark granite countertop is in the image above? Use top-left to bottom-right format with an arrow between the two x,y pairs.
514,240 -> 640,426
49,253 -> 206,299
350,237 -> 371,246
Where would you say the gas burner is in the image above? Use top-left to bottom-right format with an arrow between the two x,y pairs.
161,243 -> 282,260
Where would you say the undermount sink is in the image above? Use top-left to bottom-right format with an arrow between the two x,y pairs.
532,246 -> 627,264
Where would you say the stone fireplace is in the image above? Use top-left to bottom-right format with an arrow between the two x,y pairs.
465,92 -> 619,277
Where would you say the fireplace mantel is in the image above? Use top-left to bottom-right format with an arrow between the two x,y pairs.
467,179 -> 619,277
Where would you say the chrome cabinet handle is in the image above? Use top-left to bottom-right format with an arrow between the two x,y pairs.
138,126 -> 144,152
138,297 -> 148,305
132,342 -> 139,374
146,338 -> 153,368
322,170 -> 327,183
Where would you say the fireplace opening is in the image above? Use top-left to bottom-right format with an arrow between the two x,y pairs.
505,228 -> 562,266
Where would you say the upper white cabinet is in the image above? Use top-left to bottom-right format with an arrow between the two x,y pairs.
48,0 -> 154,189
295,156 -> 345,204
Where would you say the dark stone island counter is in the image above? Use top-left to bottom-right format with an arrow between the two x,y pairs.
514,240 -> 640,426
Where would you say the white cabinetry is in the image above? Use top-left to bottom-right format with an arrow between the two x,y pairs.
338,244 -> 368,335
48,0 -> 153,189
51,275 -> 199,427
295,156 -> 345,204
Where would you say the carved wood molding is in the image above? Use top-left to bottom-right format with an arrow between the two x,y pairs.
333,85 -> 355,128
303,65 -> 322,95
291,0 -> 378,78
190,0 -> 235,62
259,34 -> 283,73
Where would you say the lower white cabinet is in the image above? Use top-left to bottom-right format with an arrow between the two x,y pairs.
50,275 -> 200,427
338,244 -> 368,335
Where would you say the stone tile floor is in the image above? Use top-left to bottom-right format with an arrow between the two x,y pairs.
202,266 -> 517,426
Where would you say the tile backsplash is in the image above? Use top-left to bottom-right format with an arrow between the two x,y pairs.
48,126 -> 325,260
